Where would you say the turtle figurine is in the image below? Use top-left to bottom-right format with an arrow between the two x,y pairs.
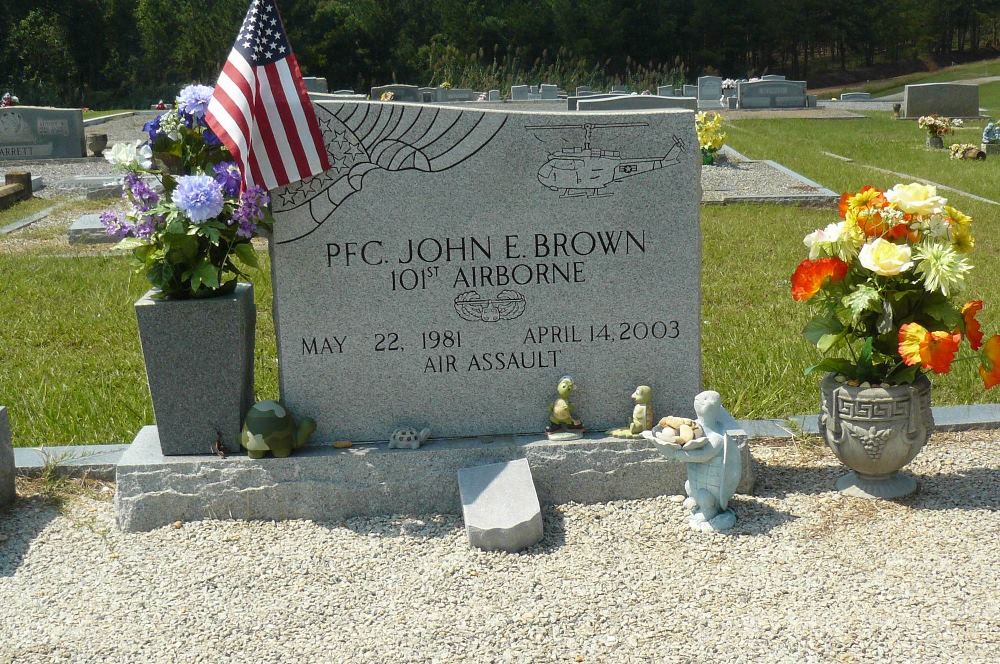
609,385 -> 653,439
546,375 -> 584,440
389,427 -> 431,450
241,401 -> 316,459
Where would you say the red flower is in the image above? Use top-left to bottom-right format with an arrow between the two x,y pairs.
961,300 -> 984,350
980,335 -> 1000,389
791,258 -> 850,302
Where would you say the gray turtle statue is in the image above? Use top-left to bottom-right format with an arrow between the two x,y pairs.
241,401 -> 316,459
642,391 -> 742,533
389,427 -> 431,450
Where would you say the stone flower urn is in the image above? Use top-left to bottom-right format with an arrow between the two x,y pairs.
87,133 -> 108,156
926,135 -> 944,149
819,373 -> 933,499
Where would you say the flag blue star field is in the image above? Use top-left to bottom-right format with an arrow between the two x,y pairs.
206,0 -> 330,191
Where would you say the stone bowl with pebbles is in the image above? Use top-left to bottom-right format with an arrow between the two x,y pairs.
643,416 -> 707,453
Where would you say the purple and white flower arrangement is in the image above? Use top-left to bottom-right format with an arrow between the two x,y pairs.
102,84 -> 271,299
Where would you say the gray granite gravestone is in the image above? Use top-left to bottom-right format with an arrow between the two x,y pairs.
0,107 -> 85,160
69,214 -> 117,244
682,84 -> 697,97
510,85 -> 531,101
576,95 -> 697,111
302,77 -> 329,93
697,76 -> 723,101
333,89 -> 356,95
458,458 -> 543,552
840,92 -> 872,101
370,84 -> 421,102
902,83 -> 980,119
540,84 -> 559,100
737,80 -> 807,109
488,90 -> 500,102
0,407 -> 14,506
610,85 -> 628,94
760,74 -> 786,81
268,100 -> 700,443
576,86 -> 594,96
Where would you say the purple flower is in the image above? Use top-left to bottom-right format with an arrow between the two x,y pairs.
177,84 -> 214,120
232,186 -> 269,238
124,173 -> 159,211
133,215 -> 161,239
213,161 -> 241,198
143,115 -> 163,143
99,210 -> 132,239
171,175 -> 224,222
203,125 -> 222,146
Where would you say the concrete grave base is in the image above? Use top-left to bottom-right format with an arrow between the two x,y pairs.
115,426 -> 756,532
69,214 -> 116,244
459,458 -> 543,553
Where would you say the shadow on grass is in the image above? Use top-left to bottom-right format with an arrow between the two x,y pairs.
0,495 -> 60,578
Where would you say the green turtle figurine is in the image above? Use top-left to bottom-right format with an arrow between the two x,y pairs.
609,385 -> 654,439
546,375 -> 584,440
241,401 -> 316,459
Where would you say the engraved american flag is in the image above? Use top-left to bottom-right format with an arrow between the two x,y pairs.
206,0 -> 330,191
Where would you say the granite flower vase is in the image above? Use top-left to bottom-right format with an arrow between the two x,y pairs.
926,135 -> 944,149
819,373 -> 933,499
135,283 -> 256,455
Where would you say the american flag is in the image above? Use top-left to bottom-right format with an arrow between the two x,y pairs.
206,0 -> 330,192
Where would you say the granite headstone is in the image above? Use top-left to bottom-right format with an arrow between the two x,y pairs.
0,107 -> 85,160
737,80 -> 807,109
371,84 -> 421,102
902,83 -> 980,119
0,406 -> 14,506
268,100 -> 700,442
576,95 -> 698,111
302,77 -> 329,93
697,76 -> 723,101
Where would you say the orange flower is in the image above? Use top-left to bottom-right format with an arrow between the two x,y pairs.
842,186 -> 898,238
791,257 -> 850,302
961,300 -> 984,350
980,335 -> 1000,389
897,322 -> 961,374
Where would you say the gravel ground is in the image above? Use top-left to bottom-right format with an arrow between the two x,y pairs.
1,430 -> 998,663
702,157 -> 829,202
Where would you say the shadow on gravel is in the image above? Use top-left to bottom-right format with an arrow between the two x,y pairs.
333,512 -> 464,540
751,461 -> 843,499
523,507 -> 566,555
0,496 -> 60,577
728,497 -> 798,535
901,467 -> 1000,511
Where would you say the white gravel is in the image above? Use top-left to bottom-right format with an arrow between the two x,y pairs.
1,430 -> 997,663
702,159 -> 826,200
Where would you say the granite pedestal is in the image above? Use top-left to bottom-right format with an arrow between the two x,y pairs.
114,427 -> 755,531
0,407 -> 14,506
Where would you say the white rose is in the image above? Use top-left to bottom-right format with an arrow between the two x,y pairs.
135,141 -> 153,169
859,238 -> 913,276
884,183 -> 947,216
803,222 -> 846,259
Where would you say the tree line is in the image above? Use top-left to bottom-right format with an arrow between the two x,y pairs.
3,0 -> 999,108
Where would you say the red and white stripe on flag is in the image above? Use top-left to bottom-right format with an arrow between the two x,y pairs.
206,0 -> 330,192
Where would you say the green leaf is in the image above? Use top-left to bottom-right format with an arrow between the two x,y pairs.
876,299 -> 894,335
886,364 -> 920,384
191,260 -> 220,291
147,262 -> 174,289
803,315 -> 844,352
233,242 -> 258,268
843,285 -> 880,323
923,296 -> 962,328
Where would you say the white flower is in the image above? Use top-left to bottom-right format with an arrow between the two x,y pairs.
913,242 -> 971,296
803,222 -> 844,259
136,142 -> 153,169
859,238 -> 913,276
105,142 -> 137,169
884,183 -> 947,216
951,118 -> 964,127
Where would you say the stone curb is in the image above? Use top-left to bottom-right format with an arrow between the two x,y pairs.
12,403 -> 999,479
706,147 -> 839,207
0,205 -> 57,235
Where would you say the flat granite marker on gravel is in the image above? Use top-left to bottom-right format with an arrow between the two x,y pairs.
458,458 -> 543,553
69,214 -> 116,244
1,406 -> 15,506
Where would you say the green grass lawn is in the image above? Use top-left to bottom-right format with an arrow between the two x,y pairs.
818,57 -> 1000,98
3,103 -> 1000,446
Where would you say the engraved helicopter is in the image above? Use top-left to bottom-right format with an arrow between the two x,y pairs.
526,122 -> 686,198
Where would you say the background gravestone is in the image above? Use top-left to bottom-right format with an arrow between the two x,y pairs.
302,77 -> 329,93
902,83 -> 980,119
269,101 -> 701,443
737,80 -> 807,109
370,84 -> 421,102
576,95 -> 697,111
0,406 -> 14,506
697,76 -> 723,101
0,107 -> 85,160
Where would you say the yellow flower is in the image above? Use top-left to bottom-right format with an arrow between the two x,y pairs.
944,205 -> 974,253
884,183 -> 947,216
695,112 -> 726,152
858,238 -> 913,276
